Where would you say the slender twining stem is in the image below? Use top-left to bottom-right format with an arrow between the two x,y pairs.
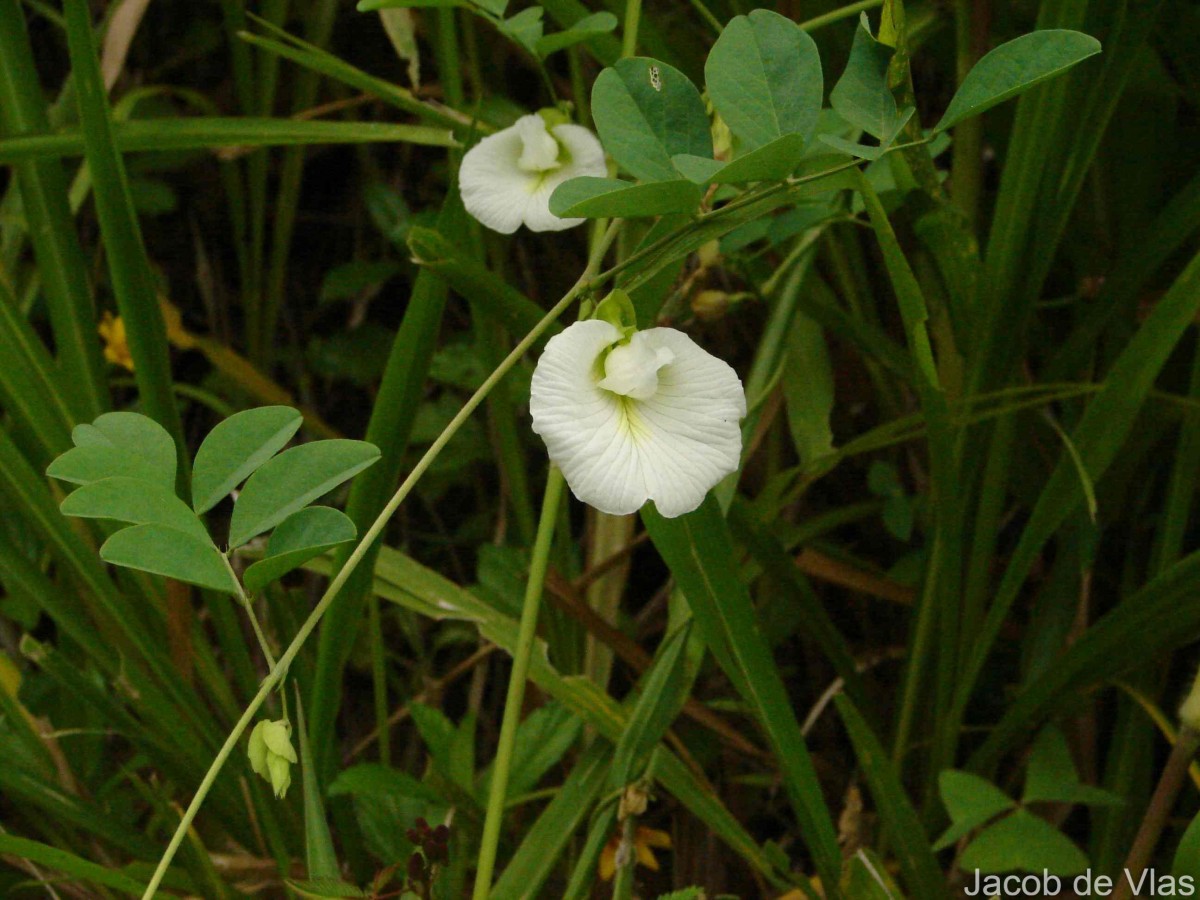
471,467 -> 566,899
141,222 -> 620,899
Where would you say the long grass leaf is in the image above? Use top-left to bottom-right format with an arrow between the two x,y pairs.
835,695 -> 948,900
62,0 -> 187,490
307,198 -> 461,777
0,0 -> 108,420
956,248 -> 1200,732
0,118 -> 457,162
642,497 -> 842,892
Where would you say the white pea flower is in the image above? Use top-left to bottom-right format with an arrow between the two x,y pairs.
248,719 -> 297,799
531,320 -> 746,517
459,113 -> 606,234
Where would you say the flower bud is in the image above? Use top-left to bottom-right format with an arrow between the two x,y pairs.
691,289 -> 730,322
247,719 -> 297,798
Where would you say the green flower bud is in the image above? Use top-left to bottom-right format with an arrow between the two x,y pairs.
248,719 -> 297,798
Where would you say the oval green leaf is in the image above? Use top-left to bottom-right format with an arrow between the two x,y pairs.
674,133 -> 808,185
1173,808 -> 1200,880
534,12 -> 617,57
243,506 -> 357,594
591,57 -> 710,182
548,177 -> 701,218
705,9 -> 822,151
228,439 -> 380,549
933,769 -> 1016,851
100,524 -> 238,595
960,809 -> 1089,876
829,14 -> 903,140
192,406 -> 303,514
60,476 -> 211,542
934,30 -> 1101,133
48,412 -> 176,490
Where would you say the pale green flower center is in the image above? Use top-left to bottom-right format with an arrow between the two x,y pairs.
597,340 -> 675,401
516,116 -> 563,173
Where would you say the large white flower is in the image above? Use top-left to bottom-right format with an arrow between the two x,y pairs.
459,113 -> 606,234
531,321 -> 746,517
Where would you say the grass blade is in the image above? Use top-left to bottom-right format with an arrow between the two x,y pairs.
642,497 -> 842,892
835,695 -> 948,900
0,0 -> 108,420
62,0 -> 187,490
0,118 -> 458,162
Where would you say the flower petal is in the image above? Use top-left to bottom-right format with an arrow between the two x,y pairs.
630,328 -> 746,518
530,322 -> 746,518
515,115 -> 561,172
522,124 -> 608,233
459,126 -> 538,234
531,320 -> 652,515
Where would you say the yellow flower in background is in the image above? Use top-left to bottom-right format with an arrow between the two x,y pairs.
98,300 -> 197,372
98,311 -> 134,371
598,825 -> 671,881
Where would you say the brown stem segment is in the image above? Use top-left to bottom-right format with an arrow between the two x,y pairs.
1112,726 -> 1200,900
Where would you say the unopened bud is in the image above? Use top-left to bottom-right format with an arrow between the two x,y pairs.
247,719 -> 297,798
1182,671 -> 1200,734
692,290 -> 730,322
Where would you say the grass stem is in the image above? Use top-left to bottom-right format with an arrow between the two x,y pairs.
471,467 -> 566,899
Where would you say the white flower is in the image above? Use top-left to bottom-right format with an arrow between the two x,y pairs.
459,113 -> 606,234
531,321 -> 746,517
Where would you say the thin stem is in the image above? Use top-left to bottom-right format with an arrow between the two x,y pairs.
1112,726 -> 1200,900
611,814 -> 638,899
621,0 -> 642,58
368,592 -> 390,764
798,0 -> 883,32
140,221 -> 620,899
223,555 -> 277,670
471,467 -> 566,899
686,0 -> 723,35
950,0 -> 984,227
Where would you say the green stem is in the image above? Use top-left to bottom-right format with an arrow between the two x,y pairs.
798,0 -> 883,32
471,467 -> 566,899
621,0 -> 642,58
367,592 -> 390,764
222,555 -> 277,671
140,221 -> 620,898
610,814 -> 638,899
950,0 -> 984,227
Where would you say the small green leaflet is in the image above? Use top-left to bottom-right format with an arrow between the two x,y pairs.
549,177 -> 701,218
100,524 -> 238,595
60,477 -> 210,542
934,30 -> 1102,133
48,412 -> 177,491
192,405 -> 303,515
591,57 -> 710,183
704,9 -> 822,151
227,439 -> 380,549
242,506 -> 356,594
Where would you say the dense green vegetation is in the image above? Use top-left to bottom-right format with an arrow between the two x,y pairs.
2,0 -> 1199,897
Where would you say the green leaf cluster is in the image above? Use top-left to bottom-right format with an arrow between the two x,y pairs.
935,727 -> 1120,876
46,407 -> 377,595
